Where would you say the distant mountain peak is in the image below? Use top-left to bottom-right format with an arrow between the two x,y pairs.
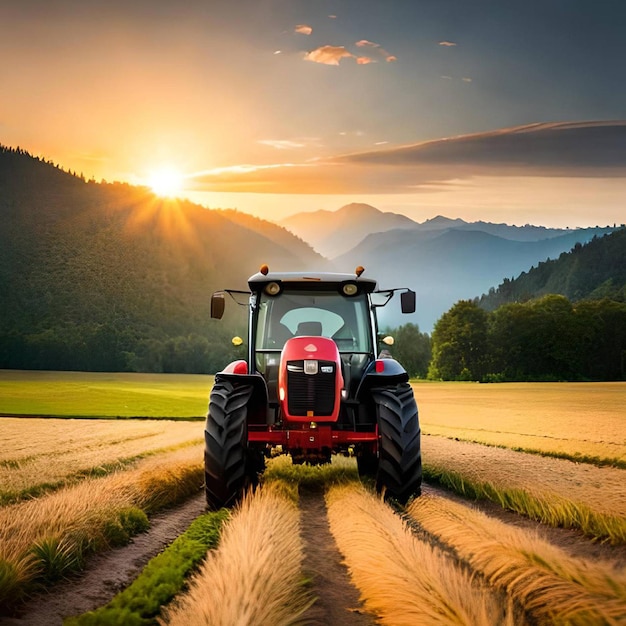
421,215 -> 467,227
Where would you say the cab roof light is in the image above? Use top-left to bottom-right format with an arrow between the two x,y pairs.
342,282 -> 358,296
375,360 -> 385,373
265,281 -> 281,296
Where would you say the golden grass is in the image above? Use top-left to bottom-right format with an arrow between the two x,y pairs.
0,445 -> 203,606
160,484 -> 311,626
423,464 -> 626,545
326,483 -> 515,626
414,382 -> 626,463
408,494 -> 626,625
423,436 -> 626,520
0,418 -> 202,503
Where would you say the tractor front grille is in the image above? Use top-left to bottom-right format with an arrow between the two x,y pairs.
287,360 -> 336,416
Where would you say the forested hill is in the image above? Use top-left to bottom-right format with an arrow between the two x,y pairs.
477,228 -> 626,310
0,145 -> 325,372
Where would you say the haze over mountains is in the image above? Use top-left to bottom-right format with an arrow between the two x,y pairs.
282,203 -> 618,330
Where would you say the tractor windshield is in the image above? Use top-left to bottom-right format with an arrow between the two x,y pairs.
255,290 -> 373,354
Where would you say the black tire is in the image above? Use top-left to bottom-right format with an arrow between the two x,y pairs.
204,380 -> 254,510
372,383 -> 422,504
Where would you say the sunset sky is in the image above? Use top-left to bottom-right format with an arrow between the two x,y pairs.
2,0 -> 625,227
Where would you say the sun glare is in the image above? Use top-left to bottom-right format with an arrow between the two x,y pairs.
147,167 -> 185,197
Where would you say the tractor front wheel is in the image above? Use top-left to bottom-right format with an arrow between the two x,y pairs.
204,379 -> 254,510
372,383 -> 422,504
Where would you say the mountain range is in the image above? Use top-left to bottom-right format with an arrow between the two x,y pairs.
282,203 -> 618,331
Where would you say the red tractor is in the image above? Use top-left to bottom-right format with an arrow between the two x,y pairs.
205,265 -> 421,508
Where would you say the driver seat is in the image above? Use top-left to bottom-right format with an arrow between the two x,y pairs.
296,321 -> 323,336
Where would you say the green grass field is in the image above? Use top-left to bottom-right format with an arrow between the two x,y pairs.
0,370 -> 214,418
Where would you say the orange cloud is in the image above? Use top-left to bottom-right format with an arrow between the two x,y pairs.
356,56 -> 375,65
439,41 -> 457,46
258,139 -> 306,150
295,24 -> 312,35
355,39 -> 396,62
304,45 -> 353,65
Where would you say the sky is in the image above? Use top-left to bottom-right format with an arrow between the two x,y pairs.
1,0 -> 626,228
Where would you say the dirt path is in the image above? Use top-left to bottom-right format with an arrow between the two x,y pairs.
2,493 -> 207,626
298,488 -> 378,626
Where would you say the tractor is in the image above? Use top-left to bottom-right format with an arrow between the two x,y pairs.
205,265 -> 421,508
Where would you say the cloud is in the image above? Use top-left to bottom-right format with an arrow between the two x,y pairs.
258,139 -> 306,150
295,24 -> 312,35
356,56 -> 375,65
334,121 -> 626,172
439,41 -> 457,46
304,45 -> 354,65
462,77 -> 472,82
188,121 -> 626,195
355,39 -> 396,62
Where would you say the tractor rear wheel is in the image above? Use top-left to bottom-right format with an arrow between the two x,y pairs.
204,379 -> 254,510
372,383 -> 422,504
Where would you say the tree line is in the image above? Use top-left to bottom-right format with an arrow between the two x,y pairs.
427,295 -> 626,382
2,295 -> 625,381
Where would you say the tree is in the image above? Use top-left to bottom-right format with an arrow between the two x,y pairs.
488,295 -> 585,381
388,323 -> 431,378
428,301 -> 488,381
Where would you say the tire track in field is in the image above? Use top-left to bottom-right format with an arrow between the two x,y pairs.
298,488 -> 377,626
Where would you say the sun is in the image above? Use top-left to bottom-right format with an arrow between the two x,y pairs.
147,167 -> 185,197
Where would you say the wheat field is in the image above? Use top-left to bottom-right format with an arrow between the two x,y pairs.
414,381 -> 626,463
0,418 -> 202,502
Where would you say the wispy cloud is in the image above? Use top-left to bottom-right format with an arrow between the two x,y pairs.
439,41 -> 457,47
258,139 -> 306,150
304,45 -> 354,65
356,56 -> 374,65
188,122 -> 626,195
295,24 -> 312,35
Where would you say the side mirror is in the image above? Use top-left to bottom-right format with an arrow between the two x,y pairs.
401,290 -> 416,314
211,292 -> 226,319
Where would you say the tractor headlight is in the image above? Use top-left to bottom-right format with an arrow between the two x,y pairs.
265,282 -> 281,296
342,282 -> 358,296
